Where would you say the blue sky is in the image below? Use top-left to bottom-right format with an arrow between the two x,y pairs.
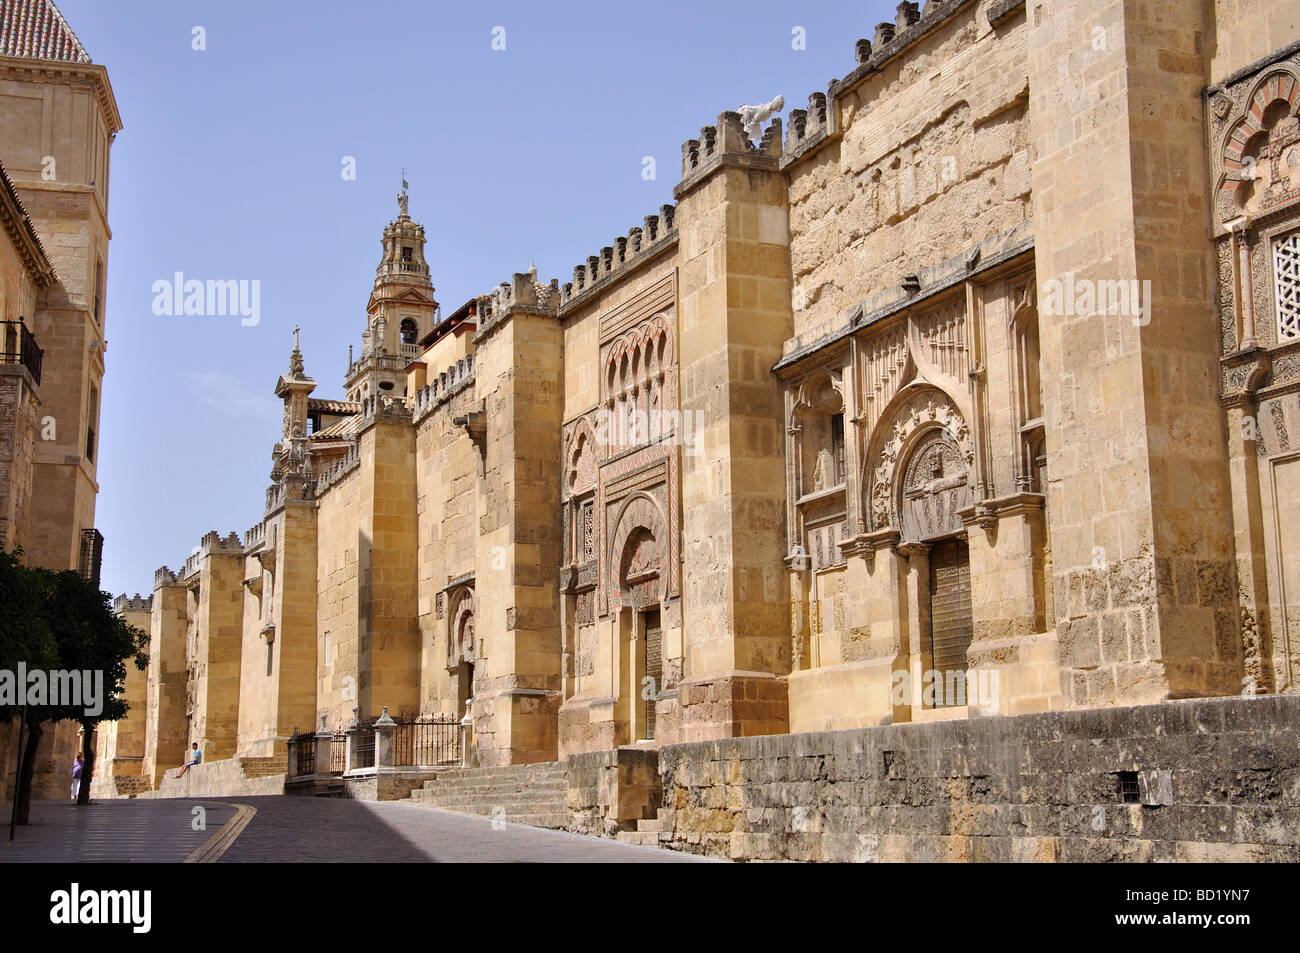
66,0 -> 897,597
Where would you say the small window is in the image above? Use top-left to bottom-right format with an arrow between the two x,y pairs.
93,259 -> 104,324
1117,771 -> 1140,804
831,413 -> 845,485
266,640 -> 274,677
400,318 -> 418,344
401,246 -> 413,262
85,386 -> 98,463
1273,231 -> 1300,341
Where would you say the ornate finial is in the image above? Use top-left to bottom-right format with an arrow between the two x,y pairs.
289,324 -> 305,377
397,171 -> 409,217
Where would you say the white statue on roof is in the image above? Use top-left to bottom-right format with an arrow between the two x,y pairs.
738,95 -> 785,145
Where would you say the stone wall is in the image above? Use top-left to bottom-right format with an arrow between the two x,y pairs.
566,746 -> 661,837
414,378 -> 478,718
654,694 -> 1300,861
137,756 -> 285,799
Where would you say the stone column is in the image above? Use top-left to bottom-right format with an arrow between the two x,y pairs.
286,730 -> 301,780
344,710 -> 361,774
674,111 -> 793,739
373,707 -> 396,768
313,715 -> 332,777
898,541 -> 931,719
1028,0 -> 1242,704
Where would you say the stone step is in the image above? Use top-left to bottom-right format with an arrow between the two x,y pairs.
615,831 -> 663,847
428,763 -> 567,779
414,780 -> 568,797
636,816 -> 666,833
405,801 -> 569,830
408,790 -> 566,800
412,799 -> 568,815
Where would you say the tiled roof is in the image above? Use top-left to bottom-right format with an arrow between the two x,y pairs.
310,416 -> 359,441
0,158 -> 57,286
0,0 -> 91,63
307,397 -> 362,416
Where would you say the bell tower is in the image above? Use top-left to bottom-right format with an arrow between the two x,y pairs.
345,178 -> 440,401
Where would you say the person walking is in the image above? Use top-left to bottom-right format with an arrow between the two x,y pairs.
70,754 -> 83,799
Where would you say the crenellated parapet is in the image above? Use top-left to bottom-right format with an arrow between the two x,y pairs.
558,205 -> 678,311
358,392 -> 414,424
676,111 -> 782,197
313,441 -> 362,495
243,519 -> 266,550
473,269 -> 562,345
153,566 -> 178,589
782,0 -> 988,171
783,91 -> 832,164
178,530 -> 245,579
411,354 -> 476,424
114,593 -> 153,614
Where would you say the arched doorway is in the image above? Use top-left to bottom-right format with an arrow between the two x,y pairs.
610,494 -> 667,742
900,429 -> 973,707
448,588 -> 475,719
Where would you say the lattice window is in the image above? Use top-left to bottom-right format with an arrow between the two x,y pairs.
1274,231 -> 1300,341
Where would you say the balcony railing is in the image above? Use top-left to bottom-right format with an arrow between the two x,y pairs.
79,528 -> 104,589
0,318 -> 43,385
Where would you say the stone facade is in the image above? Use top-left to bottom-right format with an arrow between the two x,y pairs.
0,0 -> 121,802
652,694 -> 1300,862
106,0 -> 1300,852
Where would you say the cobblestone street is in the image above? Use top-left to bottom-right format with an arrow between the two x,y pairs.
1,797 -> 713,863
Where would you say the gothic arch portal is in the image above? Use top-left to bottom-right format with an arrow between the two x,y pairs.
609,493 -> 668,608
863,385 -> 974,536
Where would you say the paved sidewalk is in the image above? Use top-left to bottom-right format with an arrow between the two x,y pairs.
217,796 -> 713,862
0,796 -> 713,862
1,799 -> 238,863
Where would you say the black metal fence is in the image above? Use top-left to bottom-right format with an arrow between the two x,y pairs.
294,733 -> 316,776
0,318 -> 43,385
331,731 -> 346,773
393,715 -> 462,767
291,716 -> 463,777
352,719 -> 376,769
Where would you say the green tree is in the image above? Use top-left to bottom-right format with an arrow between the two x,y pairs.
0,550 -> 57,825
1,551 -> 148,822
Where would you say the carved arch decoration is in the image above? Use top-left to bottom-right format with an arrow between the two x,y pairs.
789,368 -> 847,497
446,586 -> 476,667
603,313 -> 678,452
608,492 -> 668,609
862,384 -> 974,535
1008,276 -> 1044,491
565,416 -> 598,498
1210,65 -> 1300,228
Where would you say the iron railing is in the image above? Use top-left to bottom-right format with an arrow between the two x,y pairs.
392,715 -> 461,767
0,318 -> 42,385
331,731 -> 346,773
294,732 -> 316,776
352,719 -> 376,769
78,528 -> 104,588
